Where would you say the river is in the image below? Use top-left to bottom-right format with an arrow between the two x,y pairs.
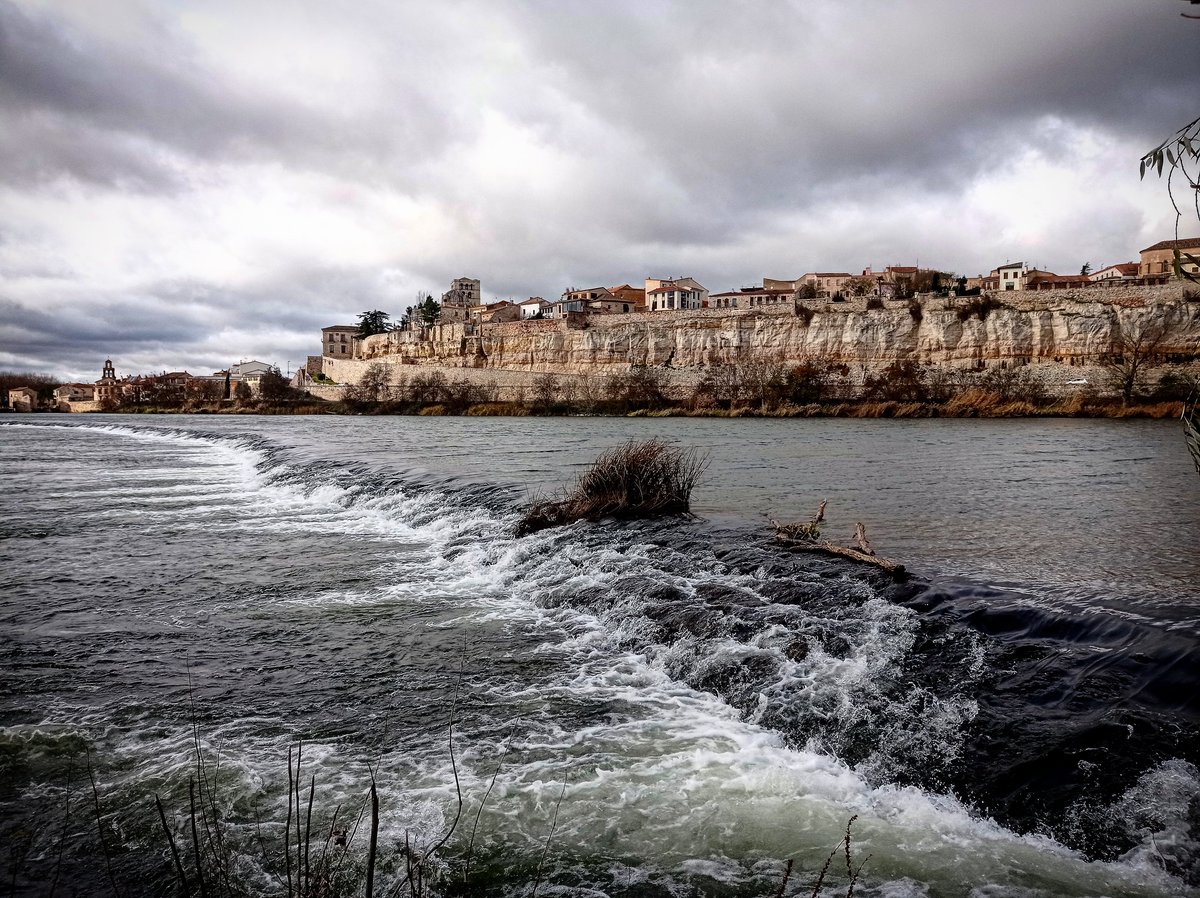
2,415 -> 1198,897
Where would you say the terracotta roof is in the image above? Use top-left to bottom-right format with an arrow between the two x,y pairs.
1027,272 -> 1089,284
1140,237 -> 1200,253
1096,263 -> 1139,275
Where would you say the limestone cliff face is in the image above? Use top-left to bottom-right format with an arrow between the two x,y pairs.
354,286 -> 1200,375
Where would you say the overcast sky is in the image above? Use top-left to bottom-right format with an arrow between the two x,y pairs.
1,0 -> 1196,381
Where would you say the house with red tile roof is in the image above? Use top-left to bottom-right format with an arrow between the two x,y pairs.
1139,237 -> 1200,279
1091,262 -> 1140,282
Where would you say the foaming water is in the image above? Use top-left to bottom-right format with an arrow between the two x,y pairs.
2,417 -> 1198,897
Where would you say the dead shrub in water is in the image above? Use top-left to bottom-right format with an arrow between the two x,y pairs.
516,439 -> 708,535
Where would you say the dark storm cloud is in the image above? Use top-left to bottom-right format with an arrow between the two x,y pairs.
0,0 -> 450,189
503,0 -> 1197,212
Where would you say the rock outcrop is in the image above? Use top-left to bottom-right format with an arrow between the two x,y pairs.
335,286 -> 1200,383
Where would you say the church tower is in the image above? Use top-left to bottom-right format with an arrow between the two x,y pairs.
95,359 -> 119,403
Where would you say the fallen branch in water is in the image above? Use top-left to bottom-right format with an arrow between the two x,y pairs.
769,501 -> 907,580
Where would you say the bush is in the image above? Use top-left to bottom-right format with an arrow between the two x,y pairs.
603,367 -> 669,413
865,296 -> 885,311
516,439 -> 707,535
531,373 -> 560,414
1150,367 -> 1200,401
409,371 -> 448,404
976,366 -> 1049,405
956,296 -> 1004,322
908,299 -> 924,322
860,360 -> 928,402
783,360 -> 833,404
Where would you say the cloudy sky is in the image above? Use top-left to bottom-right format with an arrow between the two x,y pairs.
1,0 -> 1196,381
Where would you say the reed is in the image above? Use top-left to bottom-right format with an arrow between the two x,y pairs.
516,439 -> 708,535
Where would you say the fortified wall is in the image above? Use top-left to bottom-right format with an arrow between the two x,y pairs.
321,285 -> 1200,395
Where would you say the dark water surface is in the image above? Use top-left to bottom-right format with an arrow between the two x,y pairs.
2,415 -> 1199,897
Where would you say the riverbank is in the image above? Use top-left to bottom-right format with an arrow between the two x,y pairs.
68,394 -> 1187,419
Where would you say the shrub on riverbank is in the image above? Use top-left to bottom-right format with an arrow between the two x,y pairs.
517,439 -> 707,535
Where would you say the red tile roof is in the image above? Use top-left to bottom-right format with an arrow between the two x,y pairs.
1140,237 -> 1200,253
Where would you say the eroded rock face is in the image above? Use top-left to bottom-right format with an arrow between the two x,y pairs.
351,287 -> 1200,377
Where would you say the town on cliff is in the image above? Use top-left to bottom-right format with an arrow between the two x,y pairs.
5,238 -> 1199,417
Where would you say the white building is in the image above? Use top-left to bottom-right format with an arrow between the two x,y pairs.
647,281 -> 704,312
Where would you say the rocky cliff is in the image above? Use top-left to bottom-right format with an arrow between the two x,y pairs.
344,286 -> 1200,379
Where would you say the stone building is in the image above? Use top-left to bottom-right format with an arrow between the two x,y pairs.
609,284 -> 646,310
1139,237 -> 1200,279
6,386 -> 38,411
322,325 -> 359,359
799,272 -> 854,297
440,277 -> 482,324
94,359 -> 119,403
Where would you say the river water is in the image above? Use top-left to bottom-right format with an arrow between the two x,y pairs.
2,415 -> 1199,897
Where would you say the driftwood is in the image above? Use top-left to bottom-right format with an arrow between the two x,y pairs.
769,501 -> 907,580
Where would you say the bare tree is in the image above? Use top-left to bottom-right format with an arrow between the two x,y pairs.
844,275 -> 878,297
1104,312 -> 1174,402
531,373 -> 559,413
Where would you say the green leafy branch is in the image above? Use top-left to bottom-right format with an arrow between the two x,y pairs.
1140,114 -> 1200,281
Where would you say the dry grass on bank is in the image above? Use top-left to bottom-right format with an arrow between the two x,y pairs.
517,439 -> 708,535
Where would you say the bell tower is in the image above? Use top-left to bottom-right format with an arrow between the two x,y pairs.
96,359 -> 119,404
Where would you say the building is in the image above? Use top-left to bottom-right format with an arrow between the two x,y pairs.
1139,237 -> 1200,279
468,300 -> 521,325
990,262 -> 1029,291
440,277 -> 482,324
519,298 -> 550,319
94,359 -> 120,404
1091,262 -> 1140,283
322,325 -> 359,358
7,386 -> 38,411
647,281 -> 704,312
228,361 -> 275,393
645,276 -> 708,308
798,272 -> 854,297
1025,270 -> 1092,290
54,383 -> 93,404
763,277 -> 802,292
609,284 -> 646,310
555,286 -> 613,318
708,286 -> 794,309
